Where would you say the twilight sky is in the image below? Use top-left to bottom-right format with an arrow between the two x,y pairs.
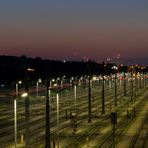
0,0 -> 148,61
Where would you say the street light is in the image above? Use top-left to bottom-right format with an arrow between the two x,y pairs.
14,80 -> 22,148
74,85 -> 77,110
56,93 -> 59,148
102,63 -> 106,114
56,93 -> 59,125
102,74 -> 105,114
69,77 -> 74,90
70,77 -> 73,84
16,81 -> 22,97
21,92 -> 29,146
14,97 -> 17,148
88,76 -> 92,123
56,78 -> 60,85
112,65 -> 118,106
61,76 -> 65,89
36,78 -> 42,97
21,92 -> 28,98
14,92 -> 28,148
123,72 -> 127,96
130,68 -> 134,102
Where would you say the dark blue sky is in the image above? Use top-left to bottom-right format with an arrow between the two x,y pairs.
0,0 -> 148,61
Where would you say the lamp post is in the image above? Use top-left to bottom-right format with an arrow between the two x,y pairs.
88,76 -> 92,123
87,61 -> 92,123
124,72 -> 127,96
56,78 -> 60,86
14,97 -> 17,148
20,92 -> 28,146
112,66 -> 118,106
14,81 -> 22,148
24,82 -> 30,147
146,73 -> 148,86
16,81 -> 22,96
109,75 -> 111,88
102,75 -> 105,114
102,63 -> 106,114
45,78 -> 50,148
56,94 -> 59,125
61,76 -> 65,89
115,71 -> 117,106
74,85 -> 77,110
139,72 -> 142,89
69,77 -> 73,90
25,68 -> 35,147
56,93 -> 59,148
36,78 -> 42,97
130,68 -> 134,102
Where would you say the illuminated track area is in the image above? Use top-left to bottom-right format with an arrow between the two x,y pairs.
0,77 -> 147,148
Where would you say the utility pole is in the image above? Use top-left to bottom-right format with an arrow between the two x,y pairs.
25,77 -> 30,147
102,62 -> 105,114
14,83 -> 18,148
115,69 -> 117,106
87,61 -> 92,123
112,65 -> 118,107
45,78 -> 50,148
130,68 -> 133,102
88,76 -> 92,123
123,72 -> 127,96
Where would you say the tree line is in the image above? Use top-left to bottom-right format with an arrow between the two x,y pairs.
0,55 -> 147,85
